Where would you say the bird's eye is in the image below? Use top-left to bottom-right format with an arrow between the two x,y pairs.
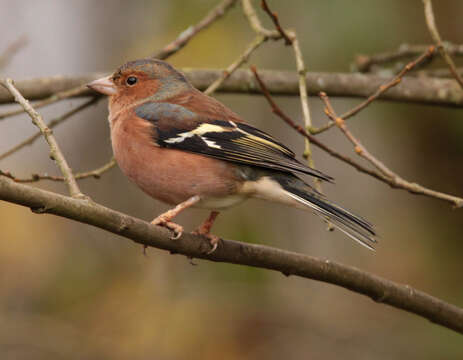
126,76 -> 138,86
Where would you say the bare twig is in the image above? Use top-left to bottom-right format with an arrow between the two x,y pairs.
204,35 -> 267,95
319,91 -> 463,208
0,175 -> 462,334
0,78 -> 84,198
354,44 -> 440,73
241,0 -> 280,39
253,0 -> 324,198
423,0 -> 463,89
0,1 -> 237,121
0,35 -> 28,71
250,66 -> 463,207
320,92 -> 396,176
288,34 -> 317,165
250,66 -> 385,181
260,0 -> 292,45
0,83 -> 91,121
152,0 -> 239,59
311,46 -> 436,134
0,158 -> 117,183
0,97 -> 99,161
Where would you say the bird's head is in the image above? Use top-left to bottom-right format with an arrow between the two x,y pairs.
87,59 -> 191,111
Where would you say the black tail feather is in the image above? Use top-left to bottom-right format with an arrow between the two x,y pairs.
275,176 -> 377,250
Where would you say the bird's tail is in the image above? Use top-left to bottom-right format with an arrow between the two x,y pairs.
272,175 -> 377,250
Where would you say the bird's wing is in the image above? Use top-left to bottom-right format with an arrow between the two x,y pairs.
135,101 -> 333,181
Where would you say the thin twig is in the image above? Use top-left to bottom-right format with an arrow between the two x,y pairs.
0,158 -> 117,183
241,0 -> 280,39
319,91 -> 463,208
0,78 -> 84,198
260,0 -> 292,45
250,66 -> 463,207
320,92 -> 396,176
255,0 -> 325,201
422,0 -> 463,89
353,43 -> 453,73
152,0 -> 239,59
311,46 -> 436,134
0,83 -> 90,121
250,66 -> 385,181
0,97 -> 99,161
0,2 -> 238,121
204,35 -> 267,95
0,35 -> 28,71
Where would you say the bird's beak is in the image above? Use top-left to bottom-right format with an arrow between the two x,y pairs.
87,75 -> 117,96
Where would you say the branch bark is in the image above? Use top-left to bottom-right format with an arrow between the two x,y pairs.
0,174 -> 462,334
0,69 -> 462,107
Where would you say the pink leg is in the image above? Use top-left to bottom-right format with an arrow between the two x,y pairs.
151,195 -> 201,239
192,211 -> 220,254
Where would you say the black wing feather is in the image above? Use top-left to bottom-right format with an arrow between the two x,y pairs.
136,102 -> 333,181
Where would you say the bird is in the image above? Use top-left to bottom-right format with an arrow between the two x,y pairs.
87,58 -> 376,253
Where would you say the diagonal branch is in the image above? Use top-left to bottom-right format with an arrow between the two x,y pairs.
422,0 -> 463,89
0,157 -> 117,183
311,46 -> 436,134
249,0 -> 326,203
250,67 -> 463,208
260,0 -> 292,45
152,0 -> 239,59
0,83 -> 92,121
0,35 -> 28,71
319,91 -> 463,208
204,35 -> 267,95
0,174 -> 462,334
352,43 -> 463,73
0,97 -> 99,161
0,78 -> 84,198
0,1 -> 238,121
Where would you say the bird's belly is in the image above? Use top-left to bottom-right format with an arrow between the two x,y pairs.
196,194 -> 247,209
112,135 -> 244,207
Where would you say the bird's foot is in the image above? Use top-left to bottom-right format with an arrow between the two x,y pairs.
192,228 -> 220,254
151,215 -> 184,240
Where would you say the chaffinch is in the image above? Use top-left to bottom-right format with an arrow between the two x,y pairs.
87,59 -> 376,252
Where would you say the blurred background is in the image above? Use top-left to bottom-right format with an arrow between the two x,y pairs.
0,0 -> 462,358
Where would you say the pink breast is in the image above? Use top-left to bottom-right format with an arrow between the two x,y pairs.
111,120 -> 241,205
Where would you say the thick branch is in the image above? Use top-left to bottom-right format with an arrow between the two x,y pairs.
1,70 -> 462,107
0,175 -> 462,334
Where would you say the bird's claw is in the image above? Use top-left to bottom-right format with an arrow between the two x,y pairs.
192,229 -> 220,254
151,216 -> 184,240
206,237 -> 219,255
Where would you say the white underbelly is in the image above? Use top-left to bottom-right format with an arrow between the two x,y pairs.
196,194 -> 248,210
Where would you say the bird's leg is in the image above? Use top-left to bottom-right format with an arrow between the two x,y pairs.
151,195 -> 201,239
192,211 -> 220,254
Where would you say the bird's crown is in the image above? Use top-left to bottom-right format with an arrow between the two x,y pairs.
114,58 -> 188,84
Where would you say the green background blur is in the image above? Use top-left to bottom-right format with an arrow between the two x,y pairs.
1,0 -> 462,358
